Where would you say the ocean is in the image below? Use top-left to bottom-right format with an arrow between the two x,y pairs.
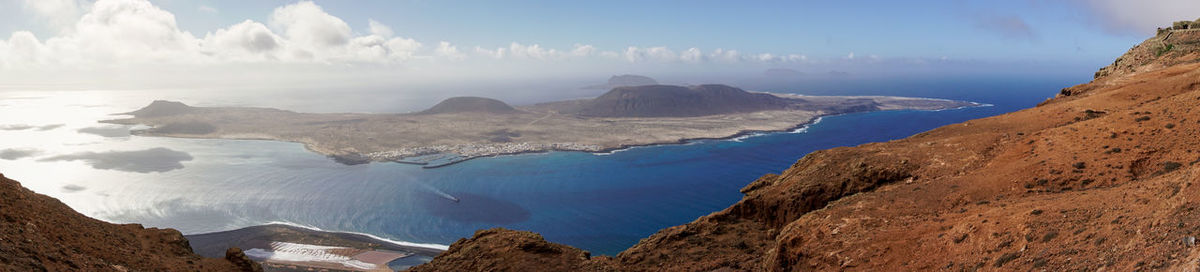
0,75 -> 1083,256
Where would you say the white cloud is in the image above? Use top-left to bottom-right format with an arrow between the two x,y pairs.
712,48 -> 741,63
62,0 -> 205,64
474,46 -> 505,59
755,53 -> 775,62
0,32 -> 47,69
368,19 -> 394,38
644,47 -> 676,62
598,51 -> 620,59
435,41 -> 466,61
0,0 -> 815,80
1074,0 -> 1200,35
785,54 -> 807,62
507,42 -> 561,60
201,20 -> 282,61
22,0 -> 83,32
570,44 -> 596,57
622,46 -> 645,63
680,47 -> 704,63
269,1 -> 352,50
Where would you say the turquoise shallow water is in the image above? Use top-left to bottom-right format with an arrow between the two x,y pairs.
0,76 -> 1079,256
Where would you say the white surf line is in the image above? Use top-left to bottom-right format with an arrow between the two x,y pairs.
263,221 -> 451,251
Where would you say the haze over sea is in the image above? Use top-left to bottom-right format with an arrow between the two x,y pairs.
0,74 -> 1080,256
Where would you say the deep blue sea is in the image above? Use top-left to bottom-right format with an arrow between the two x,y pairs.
0,75 -> 1082,256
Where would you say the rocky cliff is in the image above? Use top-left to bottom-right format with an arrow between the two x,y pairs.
0,173 -> 259,271
412,29 -> 1200,271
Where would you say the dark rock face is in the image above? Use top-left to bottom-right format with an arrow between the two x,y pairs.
606,74 -> 658,87
408,228 -> 606,272
420,97 -> 518,115
224,248 -> 263,272
126,100 -> 195,118
0,173 -> 247,271
329,153 -> 371,165
575,84 -> 793,117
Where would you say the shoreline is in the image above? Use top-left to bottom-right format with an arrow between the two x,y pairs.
107,95 -> 985,169
185,222 -> 448,256
256,221 -> 450,251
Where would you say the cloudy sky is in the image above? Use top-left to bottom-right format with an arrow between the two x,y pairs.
0,0 -> 1196,89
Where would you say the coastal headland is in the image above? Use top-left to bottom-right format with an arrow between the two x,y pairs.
104,84 -> 977,168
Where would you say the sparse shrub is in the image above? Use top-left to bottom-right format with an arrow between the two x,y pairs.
1157,44 -> 1174,57
1073,162 -> 1087,169
1164,162 -> 1182,173
1032,258 -> 1048,268
997,239 -> 1013,248
954,233 -> 968,243
1135,116 -> 1152,122
994,252 -> 1020,267
1175,21 -> 1192,29
1041,231 -> 1059,242
1166,123 -> 1176,129
1031,209 -> 1043,215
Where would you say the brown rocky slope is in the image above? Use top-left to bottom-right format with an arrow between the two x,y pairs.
412,30 -> 1200,271
0,173 -> 259,271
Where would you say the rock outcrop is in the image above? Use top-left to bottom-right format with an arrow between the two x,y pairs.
415,28 -> 1200,271
575,84 -> 795,117
409,228 -> 610,272
1091,27 -> 1200,80
0,173 -> 251,271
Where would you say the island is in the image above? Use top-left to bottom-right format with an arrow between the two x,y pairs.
582,74 -> 659,89
103,84 -> 979,168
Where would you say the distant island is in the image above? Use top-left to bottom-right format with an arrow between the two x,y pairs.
582,74 -> 659,89
104,84 -> 979,168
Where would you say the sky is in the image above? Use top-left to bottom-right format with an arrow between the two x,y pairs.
0,0 -> 1197,90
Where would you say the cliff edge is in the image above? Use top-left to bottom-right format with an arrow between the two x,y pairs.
0,173 -> 259,271
413,25 -> 1200,271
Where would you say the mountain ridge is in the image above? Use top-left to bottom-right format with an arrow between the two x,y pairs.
573,84 -> 796,117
